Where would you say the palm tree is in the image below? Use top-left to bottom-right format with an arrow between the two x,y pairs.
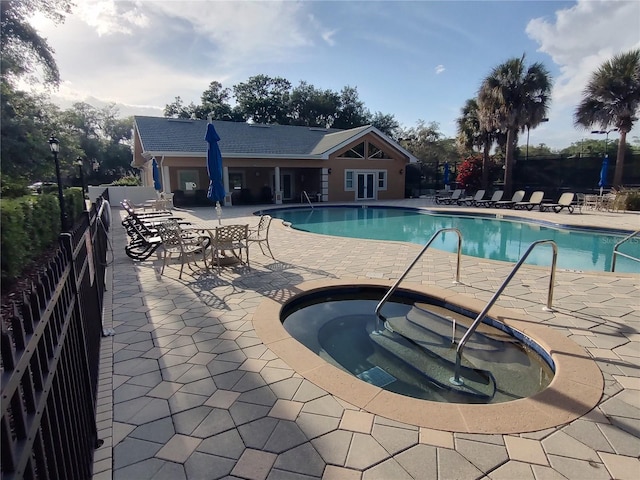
478,55 -> 552,195
574,49 -> 640,187
456,98 -> 495,189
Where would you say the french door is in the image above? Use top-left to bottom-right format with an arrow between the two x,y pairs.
356,172 -> 376,200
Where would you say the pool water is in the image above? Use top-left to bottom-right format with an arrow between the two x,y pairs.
265,206 -> 639,273
282,289 -> 554,404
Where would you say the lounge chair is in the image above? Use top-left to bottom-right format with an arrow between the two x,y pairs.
435,189 -> 463,205
514,191 -> 544,210
494,190 -> 525,209
474,190 -> 503,207
457,190 -> 485,206
539,192 -> 575,213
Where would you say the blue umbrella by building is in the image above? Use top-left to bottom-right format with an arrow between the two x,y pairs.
598,154 -> 609,195
152,158 -> 162,192
443,162 -> 450,189
205,123 -> 226,223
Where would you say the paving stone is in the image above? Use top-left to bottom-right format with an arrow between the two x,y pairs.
113,457 -> 168,480
322,465 -> 361,480
230,401 -> 272,426
239,385 -> 278,406
599,452 -> 640,480
302,395 -> 345,418
168,391 -> 208,414
297,412 -> 340,440
292,380 -> 326,402
269,399 -> 304,420
420,428 -> 454,449
345,433 -> 390,470
437,448 -> 483,480
239,417 -> 280,449
130,417 -> 176,444
487,460 -> 533,479
232,449 -> 277,480
393,444 -> 438,479
561,420 -> 615,454
114,397 -> 171,425
179,377 -> 218,396
192,408 -> 237,438
311,430 -> 354,466
266,469 -> 320,480
547,454 -> 610,480
264,420 -> 309,454
362,458 -> 413,480
113,437 -> 162,469
273,443 -> 325,477
185,451 -> 236,480
197,429 -> 246,459
206,389 -> 241,409
155,434 -> 201,463
455,438 -> 508,473
370,423 -> 419,455
503,436 -> 548,466
542,430 -> 600,462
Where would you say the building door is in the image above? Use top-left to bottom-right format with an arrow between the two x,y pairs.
272,173 -> 293,200
356,172 -> 375,200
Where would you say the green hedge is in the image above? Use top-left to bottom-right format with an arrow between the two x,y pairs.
1,187 -> 86,288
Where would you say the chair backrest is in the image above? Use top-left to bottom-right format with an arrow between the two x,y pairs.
450,189 -> 462,199
528,191 -> 544,204
253,215 -> 272,240
156,218 -> 182,247
215,224 -> 248,246
511,190 -> 525,202
473,190 -> 485,201
558,192 -> 574,205
490,191 -> 503,201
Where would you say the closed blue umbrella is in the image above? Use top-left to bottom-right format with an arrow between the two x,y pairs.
443,162 -> 450,187
598,155 -> 609,195
152,158 -> 162,191
205,123 -> 226,223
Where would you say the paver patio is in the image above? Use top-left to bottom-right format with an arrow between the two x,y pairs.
93,199 -> 639,480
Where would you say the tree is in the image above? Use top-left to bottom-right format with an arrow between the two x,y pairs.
289,81 -> 339,127
233,74 -> 292,124
370,111 -> 400,139
478,55 -> 552,195
332,86 -> 370,129
0,0 -> 73,87
456,98 -> 495,189
199,81 -> 233,120
574,49 -> 640,186
164,96 -> 197,119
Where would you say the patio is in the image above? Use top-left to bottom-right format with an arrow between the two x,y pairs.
93,200 -> 639,480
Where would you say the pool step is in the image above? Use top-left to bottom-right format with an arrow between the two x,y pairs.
385,305 -> 514,370
367,321 -> 496,400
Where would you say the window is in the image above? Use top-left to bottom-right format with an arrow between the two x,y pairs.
378,171 -> 387,189
341,142 -> 365,158
229,172 -> 244,190
368,142 -> 392,159
345,171 -> 354,190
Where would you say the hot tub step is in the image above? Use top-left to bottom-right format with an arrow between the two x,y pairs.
368,323 -> 496,400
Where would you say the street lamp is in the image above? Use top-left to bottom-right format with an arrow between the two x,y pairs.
590,128 -> 618,157
525,118 -> 549,161
76,157 -> 86,200
48,135 -> 68,231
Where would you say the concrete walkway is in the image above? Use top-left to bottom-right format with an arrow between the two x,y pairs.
93,200 -> 639,480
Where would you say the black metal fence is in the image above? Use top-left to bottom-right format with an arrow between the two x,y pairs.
1,192 -> 111,480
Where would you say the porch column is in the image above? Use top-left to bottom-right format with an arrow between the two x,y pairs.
223,166 -> 232,206
321,167 -> 330,202
274,166 -> 282,204
161,164 -> 171,193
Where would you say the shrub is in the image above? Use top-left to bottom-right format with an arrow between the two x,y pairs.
111,175 -> 140,186
625,191 -> 640,211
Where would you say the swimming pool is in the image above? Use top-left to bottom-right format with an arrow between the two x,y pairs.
262,206 -> 639,273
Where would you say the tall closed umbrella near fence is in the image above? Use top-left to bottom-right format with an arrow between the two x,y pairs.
205,122 -> 226,224
152,158 -> 162,192
443,162 -> 450,189
598,154 -> 609,196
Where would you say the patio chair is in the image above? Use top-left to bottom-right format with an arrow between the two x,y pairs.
157,219 -> 210,279
435,189 -> 463,205
494,190 -> 525,209
210,224 -> 249,270
513,191 -> 544,210
539,192 -> 575,213
457,190 -> 485,206
248,215 -> 275,260
474,190 -> 504,207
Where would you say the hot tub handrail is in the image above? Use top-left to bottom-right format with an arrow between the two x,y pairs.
451,239 -> 558,385
374,227 -> 462,331
611,230 -> 639,272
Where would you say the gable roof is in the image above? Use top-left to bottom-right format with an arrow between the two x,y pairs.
133,116 -> 417,162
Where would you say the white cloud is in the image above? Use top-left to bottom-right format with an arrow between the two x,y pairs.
526,0 -> 640,146
435,64 -> 445,75
321,29 -> 338,47
74,0 -> 149,36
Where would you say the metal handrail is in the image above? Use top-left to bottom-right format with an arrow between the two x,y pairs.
451,239 -> 558,385
611,230 -> 640,272
301,191 -> 313,209
374,228 -> 463,332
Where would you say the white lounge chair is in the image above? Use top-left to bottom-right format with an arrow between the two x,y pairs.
540,193 -> 575,213
495,190 -> 525,209
457,190 -> 485,206
474,190 -> 504,207
514,191 -> 544,211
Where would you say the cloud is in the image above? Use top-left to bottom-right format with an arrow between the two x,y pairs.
435,64 -> 445,75
74,0 -> 149,36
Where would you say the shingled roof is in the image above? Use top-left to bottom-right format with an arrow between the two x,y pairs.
134,116 -> 416,162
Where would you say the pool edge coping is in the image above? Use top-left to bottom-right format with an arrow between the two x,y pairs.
252,278 -> 604,434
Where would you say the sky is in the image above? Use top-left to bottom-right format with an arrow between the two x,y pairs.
25,0 -> 640,151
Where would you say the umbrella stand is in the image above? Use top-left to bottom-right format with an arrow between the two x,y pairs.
215,201 -> 222,225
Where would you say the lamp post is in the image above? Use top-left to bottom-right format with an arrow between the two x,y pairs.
590,128 -> 618,157
525,118 -> 549,161
48,135 -> 68,231
76,157 -> 86,199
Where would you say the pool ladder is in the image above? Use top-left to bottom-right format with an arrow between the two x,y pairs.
301,191 -> 314,209
374,231 -> 559,387
611,230 -> 640,272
